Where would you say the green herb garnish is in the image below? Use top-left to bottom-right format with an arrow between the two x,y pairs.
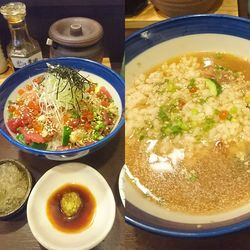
202,117 -> 215,132
158,106 -> 170,122
30,142 -> 48,150
215,52 -> 224,59
16,133 -> 26,145
189,173 -> 198,182
187,78 -> 196,89
71,110 -> 80,119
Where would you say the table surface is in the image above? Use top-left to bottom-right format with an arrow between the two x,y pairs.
125,0 -> 238,29
125,224 -> 250,250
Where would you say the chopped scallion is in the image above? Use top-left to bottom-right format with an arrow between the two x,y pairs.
191,109 -> 199,115
229,106 -> 238,114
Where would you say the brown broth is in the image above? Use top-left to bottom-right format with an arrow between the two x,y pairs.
149,52 -> 250,80
47,183 -> 96,233
194,52 -> 250,80
126,140 -> 250,214
126,52 -> 250,215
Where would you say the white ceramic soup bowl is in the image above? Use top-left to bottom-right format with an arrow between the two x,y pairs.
125,14 -> 250,237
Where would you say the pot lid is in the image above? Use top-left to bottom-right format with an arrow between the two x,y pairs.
48,17 -> 103,47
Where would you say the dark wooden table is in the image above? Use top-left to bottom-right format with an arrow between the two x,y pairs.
125,223 -> 250,250
0,127 -> 125,250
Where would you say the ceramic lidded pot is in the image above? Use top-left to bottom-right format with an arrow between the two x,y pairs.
47,17 -> 104,62
150,0 -> 217,17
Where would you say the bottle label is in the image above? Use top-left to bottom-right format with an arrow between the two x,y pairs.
10,52 -> 43,69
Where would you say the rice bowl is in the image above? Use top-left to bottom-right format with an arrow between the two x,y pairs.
0,58 -> 124,161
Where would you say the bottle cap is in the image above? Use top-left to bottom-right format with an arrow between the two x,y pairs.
0,2 -> 26,23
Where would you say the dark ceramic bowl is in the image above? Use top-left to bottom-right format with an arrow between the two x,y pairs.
0,159 -> 32,219
151,0 -> 217,17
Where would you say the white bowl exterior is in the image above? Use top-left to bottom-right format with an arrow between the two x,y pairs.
27,163 -> 116,250
126,33 -> 250,224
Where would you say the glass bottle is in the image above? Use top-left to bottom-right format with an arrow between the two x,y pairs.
0,43 -> 8,74
0,40 -> 14,84
0,2 -> 42,69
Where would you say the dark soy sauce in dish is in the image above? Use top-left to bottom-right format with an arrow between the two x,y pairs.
47,183 -> 96,233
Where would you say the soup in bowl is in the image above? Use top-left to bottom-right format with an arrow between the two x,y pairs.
125,15 -> 250,236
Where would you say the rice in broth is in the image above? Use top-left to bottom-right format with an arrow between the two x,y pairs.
126,52 -> 250,214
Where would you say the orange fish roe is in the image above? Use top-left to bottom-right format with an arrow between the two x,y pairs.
63,114 -> 70,123
28,101 -> 40,112
26,84 -> 33,91
8,105 -> 16,112
219,110 -> 229,120
18,89 -> 25,95
189,86 -> 199,93
32,121 -> 43,133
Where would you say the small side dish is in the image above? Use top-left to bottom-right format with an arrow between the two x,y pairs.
47,183 -> 96,233
5,64 -> 119,151
27,163 -> 116,250
0,159 -> 32,218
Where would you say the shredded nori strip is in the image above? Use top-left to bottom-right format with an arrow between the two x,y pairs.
48,64 -> 91,89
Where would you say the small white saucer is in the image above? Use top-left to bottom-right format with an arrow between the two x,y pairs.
27,162 -> 116,250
